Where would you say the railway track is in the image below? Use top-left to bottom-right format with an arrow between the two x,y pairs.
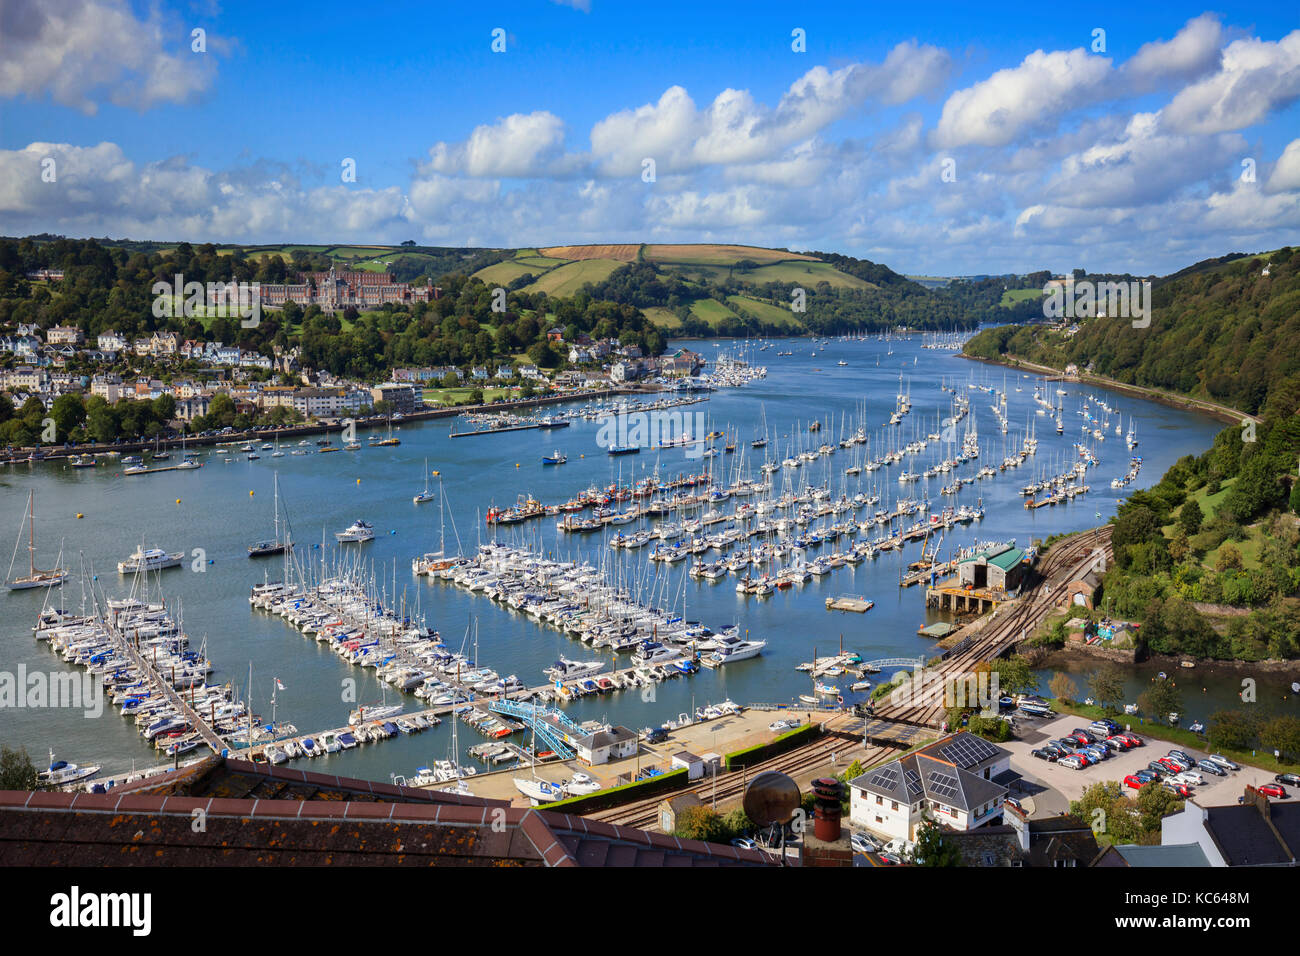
587,526 -> 1113,828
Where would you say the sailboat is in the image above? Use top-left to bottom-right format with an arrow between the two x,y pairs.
7,492 -> 68,589
248,472 -> 291,557
413,458 -> 436,503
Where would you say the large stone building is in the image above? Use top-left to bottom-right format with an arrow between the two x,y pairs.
258,265 -> 434,311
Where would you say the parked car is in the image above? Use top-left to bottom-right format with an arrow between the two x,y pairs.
1124,774 -> 1146,790
1071,728 -> 1097,742
1135,770 -> 1159,784
731,837 -> 759,850
1146,762 -> 1169,777
1163,782 -> 1193,798
1158,758 -> 1185,773
1031,747 -> 1056,761
1121,733 -> 1145,747
1168,750 -> 1194,764
1207,754 -> 1240,771
1058,755 -> 1084,770
1257,783 -> 1287,799
1173,771 -> 1205,787
1091,719 -> 1119,737
1085,745 -> 1109,761
1276,773 -> 1300,787
645,728 -> 668,744
850,832 -> 878,854
1197,759 -> 1227,776
1104,736 -> 1129,752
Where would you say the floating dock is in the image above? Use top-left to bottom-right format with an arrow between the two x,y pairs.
825,596 -> 875,613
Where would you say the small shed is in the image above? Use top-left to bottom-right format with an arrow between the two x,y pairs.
659,793 -> 703,834
671,751 -> 704,780
575,725 -> 638,765
1063,571 -> 1102,610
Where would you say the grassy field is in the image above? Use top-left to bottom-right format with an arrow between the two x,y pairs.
539,244 -> 641,262
999,287 -> 1044,307
473,260 -> 546,286
726,294 -> 806,329
662,259 -> 869,290
422,386 -> 512,406
514,255 -> 570,269
689,298 -> 740,327
522,258 -> 624,296
645,244 -> 817,265
642,306 -> 682,329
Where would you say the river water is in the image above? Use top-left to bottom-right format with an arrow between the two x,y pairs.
1,335 -> 1238,781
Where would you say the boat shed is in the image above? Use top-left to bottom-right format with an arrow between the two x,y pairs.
576,725 -> 638,765
957,544 -> 1026,592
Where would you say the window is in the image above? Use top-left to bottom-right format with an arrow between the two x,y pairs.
891,801 -> 899,811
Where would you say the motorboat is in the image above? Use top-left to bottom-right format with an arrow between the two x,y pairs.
514,776 -> 566,803
335,519 -> 375,543
562,772 -> 602,796
117,547 -> 183,574
37,751 -> 100,787
543,658 -> 605,681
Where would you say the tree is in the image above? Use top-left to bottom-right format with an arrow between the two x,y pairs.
1179,499 -> 1204,536
441,370 -> 459,389
1049,672 -> 1079,704
1137,678 -> 1184,724
910,818 -> 961,866
991,655 -> 1036,695
1207,709 -> 1261,752
468,389 -> 484,405
1071,781 -> 1139,845
1135,782 -> 1184,837
1090,665 -> 1126,714
1216,543 -> 1244,572
672,805 -> 728,843
0,745 -> 37,790
1260,714 -> 1300,761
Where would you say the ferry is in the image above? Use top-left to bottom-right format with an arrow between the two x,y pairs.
607,445 -> 640,456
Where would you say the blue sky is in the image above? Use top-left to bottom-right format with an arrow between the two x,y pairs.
2,0 -> 1298,275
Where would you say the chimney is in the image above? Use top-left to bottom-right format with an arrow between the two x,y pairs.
812,777 -> 844,842
1004,800 -> 1030,852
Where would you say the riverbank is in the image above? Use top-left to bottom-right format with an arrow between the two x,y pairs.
0,386 -> 644,464
961,353 -> 1257,426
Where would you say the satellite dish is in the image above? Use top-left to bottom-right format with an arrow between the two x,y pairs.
743,770 -> 800,826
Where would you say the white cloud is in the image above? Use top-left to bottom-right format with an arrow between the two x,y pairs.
589,41 -> 951,175
1123,13 -> 1226,88
0,0 -> 218,114
934,48 -> 1112,148
1266,139 -> 1300,193
1161,30 -> 1300,134
426,112 -> 582,178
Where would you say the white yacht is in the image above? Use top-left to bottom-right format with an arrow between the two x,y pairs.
514,776 -> 566,803
543,658 -> 605,681
117,547 -> 184,574
705,637 -> 767,666
335,519 -> 375,542
37,751 -> 101,787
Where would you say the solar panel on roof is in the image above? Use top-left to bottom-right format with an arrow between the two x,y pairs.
903,769 -> 923,797
939,734 -> 999,768
870,767 -> 900,790
928,771 -> 959,801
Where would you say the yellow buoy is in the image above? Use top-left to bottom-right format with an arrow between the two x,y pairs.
175,498 -> 181,505
249,490 -> 255,497
76,513 -> 84,519
356,478 -> 361,485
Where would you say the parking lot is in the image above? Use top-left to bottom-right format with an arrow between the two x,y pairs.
1001,714 -> 1298,812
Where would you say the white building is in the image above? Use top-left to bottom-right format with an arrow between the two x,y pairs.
575,726 -> 638,766
848,732 -> 1011,843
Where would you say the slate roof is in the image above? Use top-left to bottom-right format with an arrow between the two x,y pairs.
850,734 -> 1009,814
0,757 -> 772,868
1204,804 -> 1295,866
1114,844 -> 1211,867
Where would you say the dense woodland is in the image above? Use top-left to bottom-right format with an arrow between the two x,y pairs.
967,248 -> 1300,661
